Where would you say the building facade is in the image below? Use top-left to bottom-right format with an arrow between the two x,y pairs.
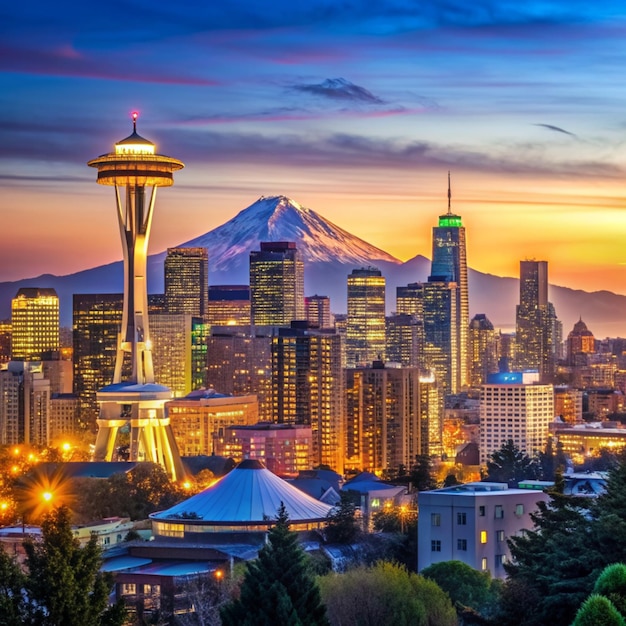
304,295 -> 332,329
514,260 -> 561,382
207,285 -> 250,327
479,372 -> 554,465
345,362 -> 421,475
346,268 -> 386,369
271,324 -> 345,473
418,482 -> 549,578
214,423 -> 312,477
206,327 -> 272,421
11,288 -> 60,361
0,362 -> 51,446
250,242 -> 304,326
167,389 -> 258,456
469,314 -> 500,389
164,247 -> 209,317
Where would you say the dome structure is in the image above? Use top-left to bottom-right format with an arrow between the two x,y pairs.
150,460 -> 332,538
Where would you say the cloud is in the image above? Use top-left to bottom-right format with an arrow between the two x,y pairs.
534,123 -> 577,137
292,78 -> 385,104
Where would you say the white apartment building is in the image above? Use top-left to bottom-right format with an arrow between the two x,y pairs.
417,482 -> 549,578
480,371 -> 554,465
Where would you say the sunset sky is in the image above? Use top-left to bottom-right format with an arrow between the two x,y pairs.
2,1 -> 626,295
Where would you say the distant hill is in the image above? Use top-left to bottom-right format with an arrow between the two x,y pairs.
0,195 -> 623,338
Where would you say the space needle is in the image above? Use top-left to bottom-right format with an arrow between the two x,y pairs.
88,113 -> 185,480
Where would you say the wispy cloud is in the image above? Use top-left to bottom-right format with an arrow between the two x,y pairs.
534,123 -> 577,137
292,78 -> 384,104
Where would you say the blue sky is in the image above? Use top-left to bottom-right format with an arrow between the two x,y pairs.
2,0 -> 626,295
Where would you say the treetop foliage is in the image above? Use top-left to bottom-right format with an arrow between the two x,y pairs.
220,502 -> 328,626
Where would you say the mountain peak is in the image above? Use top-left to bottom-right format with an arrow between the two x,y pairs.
183,195 -> 400,272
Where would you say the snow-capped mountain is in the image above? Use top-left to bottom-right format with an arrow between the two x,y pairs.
183,195 -> 400,275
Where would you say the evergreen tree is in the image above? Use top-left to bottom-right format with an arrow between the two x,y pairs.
23,505 -> 126,626
411,455 -> 437,491
593,563 -> 626,617
324,492 -> 361,543
221,503 -> 328,626
503,472 -> 599,626
485,439 -> 539,486
571,594 -> 626,626
0,546 -> 29,626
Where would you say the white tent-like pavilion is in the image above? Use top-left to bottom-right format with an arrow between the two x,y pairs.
150,459 -> 333,539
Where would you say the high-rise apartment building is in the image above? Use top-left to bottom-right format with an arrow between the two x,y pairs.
150,313 -> 202,398
425,176 -> 469,391
271,323 -> 345,472
469,314 -> 500,389
207,285 -> 251,327
305,295 -> 332,329
164,247 -> 209,317
515,260 -> 561,382
345,361 -> 421,475
0,320 -> 12,363
11,288 -> 60,361
206,327 -> 273,421
250,242 -> 304,326
479,371 -> 554,465
346,268 -> 386,368
0,362 -> 51,446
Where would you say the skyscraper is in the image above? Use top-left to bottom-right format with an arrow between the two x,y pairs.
469,314 -> 500,389
164,247 -> 209,317
250,241 -> 304,326
271,323 -> 344,472
88,114 -> 185,480
11,288 -> 59,361
422,279 -> 458,394
346,267 -> 386,368
426,174 -> 469,391
515,260 -> 561,382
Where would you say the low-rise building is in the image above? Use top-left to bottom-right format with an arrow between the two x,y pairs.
417,482 -> 549,578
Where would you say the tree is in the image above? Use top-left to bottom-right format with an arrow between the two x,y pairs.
0,546 -> 29,626
220,503 -> 328,626
593,564 -> 626,617
503,472 -> 599,626
421,560 -> 497,617
324,492 -> 361,543
319,561 -> 456,626
485,439 -> 539,486
411,455 -> 437,491
23,505 -> 126,626
571,595 -> 626,626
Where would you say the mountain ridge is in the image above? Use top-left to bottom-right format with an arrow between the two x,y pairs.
0,195 -> 623,338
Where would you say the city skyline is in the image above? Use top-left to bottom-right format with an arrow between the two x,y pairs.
2,2 -> 626,296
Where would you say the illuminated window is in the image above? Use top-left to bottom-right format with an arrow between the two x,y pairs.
431,513 -> 441,527
480,531 -> 488,544
497,530 -> 505,542
481,557 -> 488,571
